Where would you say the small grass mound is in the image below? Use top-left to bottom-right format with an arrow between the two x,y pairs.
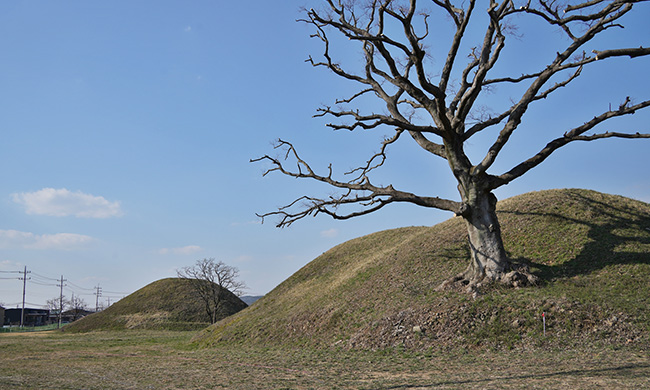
195,189 -> 650,351
65,278 -> 247,332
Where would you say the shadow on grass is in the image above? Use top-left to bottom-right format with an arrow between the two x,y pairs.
503,191 -> 650,281
374,362 -> 650,389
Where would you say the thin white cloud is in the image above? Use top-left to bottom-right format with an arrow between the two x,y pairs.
321,228 -> 339,238
0,229 -> 94,251
158,245 -> 203,255
12,188 -> 123,218
0,259 -> 20,269
233,255 -> 253,263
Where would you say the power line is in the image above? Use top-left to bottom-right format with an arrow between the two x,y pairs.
68,290 -> 96,297
3,266 -> 131,309
22,302 -> 45,307
3,301 -> 44,307
28,280 -> 58,287
67,280 -> 96,292
102,290 -> 130,295
31,272 -> 59,281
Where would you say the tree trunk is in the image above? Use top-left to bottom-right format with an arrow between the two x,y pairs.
462,190 -> 509,284
439,187 -> 537,291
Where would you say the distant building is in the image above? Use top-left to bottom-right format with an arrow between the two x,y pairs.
63,309 -> 93,323
0,306 -> 4,326
4,308 -> 50,327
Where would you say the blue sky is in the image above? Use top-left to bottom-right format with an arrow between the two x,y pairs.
1,1 -> 648,309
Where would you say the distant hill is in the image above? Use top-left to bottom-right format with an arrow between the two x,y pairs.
65,278 -> 247,332
195,189 -> 650,351
241,296 -> 264,306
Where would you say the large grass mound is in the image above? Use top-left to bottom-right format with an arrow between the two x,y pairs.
65,278 -> 247,332
195,189 -> 650,351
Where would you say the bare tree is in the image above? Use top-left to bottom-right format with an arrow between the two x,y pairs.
46,295 -> 68,327
46,296 -> 67,313
252,0 -> 649,289
177,258 -> 247,324
68,295 -> 89,321
46,295 -> 89,323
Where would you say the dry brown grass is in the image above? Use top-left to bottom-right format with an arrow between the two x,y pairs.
1,330 -> 649,389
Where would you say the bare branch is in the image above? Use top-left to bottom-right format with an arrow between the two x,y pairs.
449,55 -> 480,115
494,99 -> 650,187
252,139 -> 460,227
513,0 -> 639,41
474,1 -> 641,175
565,0 -> 608,13
454,1 -> 510,122
462,109 -> 512,141
256,186 -> 461,228
531,65 -> 583,102
593,46 -> 650,60
346,129 -> 405,180
409,130 -> 447,158
484,71 -> 544,85
432,0 -> 465,27
485,45 -> 649,89
439,0 -> 475,93
315,105 -> 443,135
335,88 -> 374,104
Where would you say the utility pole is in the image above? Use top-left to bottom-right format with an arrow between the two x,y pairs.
94,286 -> 102,312
19,266 -> 31,328
57,275 -> 67,328
71,292 -> 78,320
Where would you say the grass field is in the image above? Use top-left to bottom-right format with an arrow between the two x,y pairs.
1,329 -> 649,389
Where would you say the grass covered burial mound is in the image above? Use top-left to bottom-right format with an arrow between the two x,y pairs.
65,278 -> 247,332
196,189 -> 650,351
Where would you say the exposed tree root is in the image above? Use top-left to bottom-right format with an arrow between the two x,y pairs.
436,262 -> 539,297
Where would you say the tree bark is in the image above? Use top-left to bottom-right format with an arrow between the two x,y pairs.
439,186 -> 537,291
462,190 -> 509,284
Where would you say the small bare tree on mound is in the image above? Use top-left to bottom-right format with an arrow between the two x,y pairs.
252,0 -> 650,291
177,258 -> 246,324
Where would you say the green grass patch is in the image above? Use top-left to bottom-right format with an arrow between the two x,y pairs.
0,324 -> 61,333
